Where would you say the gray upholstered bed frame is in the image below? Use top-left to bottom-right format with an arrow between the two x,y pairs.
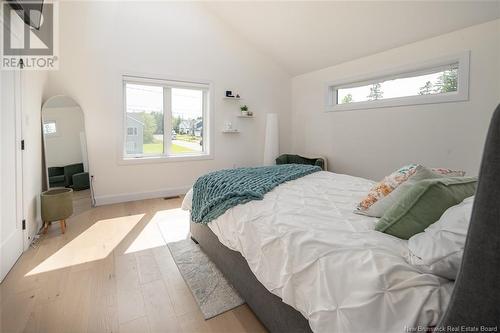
190,104 -> 500,332
190,222 -> 312,333
438,104 -> 500,328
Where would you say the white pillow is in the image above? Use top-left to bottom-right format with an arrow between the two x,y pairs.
406,196 -> 474,280
181,188 -> 193,211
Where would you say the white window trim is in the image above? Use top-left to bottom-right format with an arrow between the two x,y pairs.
118,73 -> 214,165
325,51 -> 470,112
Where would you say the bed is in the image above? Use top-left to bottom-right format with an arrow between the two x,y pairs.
182,171 -> 453,333
182,104 -> 500,332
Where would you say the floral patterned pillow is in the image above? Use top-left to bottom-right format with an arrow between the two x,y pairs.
356,165 -> 466,215
355,164 -> 421,215
431,168 -> 466,177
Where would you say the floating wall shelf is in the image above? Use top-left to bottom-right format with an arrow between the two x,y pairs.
223,97 -> 243,101
222,129 -> 240,134
237,115 -> 254,118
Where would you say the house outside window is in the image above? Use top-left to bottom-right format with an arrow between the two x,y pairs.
127,127 -> 138,136
122,75 -> 212,162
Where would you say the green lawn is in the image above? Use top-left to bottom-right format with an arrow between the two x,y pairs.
143,143 -> 195,154
176,134 -> 201,143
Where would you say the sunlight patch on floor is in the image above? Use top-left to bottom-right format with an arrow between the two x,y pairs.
125,208 -> 190,254
26,214 -> 145,276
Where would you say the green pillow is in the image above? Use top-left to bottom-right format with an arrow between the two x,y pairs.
375,177 -> 477,239
365,165 -> 445,217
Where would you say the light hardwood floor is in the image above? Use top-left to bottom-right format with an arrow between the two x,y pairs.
0,196 -> 267,333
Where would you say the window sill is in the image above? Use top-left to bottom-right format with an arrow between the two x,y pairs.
118,153 -> 213,166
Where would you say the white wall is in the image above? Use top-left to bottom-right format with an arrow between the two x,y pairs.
45,1 -> 291,204
43,106 -> 85,168
43,3 -> 498,204
22,70 -> 48,246
291,19 -> 500,181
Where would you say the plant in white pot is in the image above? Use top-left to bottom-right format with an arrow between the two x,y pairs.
240,105 -> 249,116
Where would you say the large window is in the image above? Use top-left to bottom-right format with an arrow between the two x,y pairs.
326,52 -> 469,112
123,76 -> 210,160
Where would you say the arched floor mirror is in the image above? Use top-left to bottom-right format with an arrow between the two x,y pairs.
42,96 -> 94,214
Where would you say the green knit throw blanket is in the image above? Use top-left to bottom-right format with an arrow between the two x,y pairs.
191,164 -> 321,224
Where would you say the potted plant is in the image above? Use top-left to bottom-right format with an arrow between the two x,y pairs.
240,105 -> 249,116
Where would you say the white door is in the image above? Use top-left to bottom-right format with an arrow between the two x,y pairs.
0,70 -> 24,283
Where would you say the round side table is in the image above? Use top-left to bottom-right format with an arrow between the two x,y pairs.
41,188 -> 74,234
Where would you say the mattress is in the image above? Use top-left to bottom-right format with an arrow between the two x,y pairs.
182,171 -> 453,333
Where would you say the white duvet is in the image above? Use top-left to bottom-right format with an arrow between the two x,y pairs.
182,171 -> 453,333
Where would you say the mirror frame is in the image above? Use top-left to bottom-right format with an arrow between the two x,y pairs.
41,95 -> 94,206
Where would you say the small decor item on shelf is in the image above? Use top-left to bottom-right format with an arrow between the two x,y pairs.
240,105 -> 249,116
224,121 -> 233,131
247,111 -> 253,116
236,94 -> 240,99
226,90 -> 234,97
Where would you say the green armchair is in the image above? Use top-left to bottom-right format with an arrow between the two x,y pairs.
64,163 -> 84,188
72,172 -> 90,191
275,154 -> 327,170
48,167 -> 66,187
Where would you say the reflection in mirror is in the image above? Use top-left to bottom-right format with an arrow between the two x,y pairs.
42,96 -> 93,213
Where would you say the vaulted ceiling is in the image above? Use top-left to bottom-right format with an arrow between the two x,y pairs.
205,1 -> 500,76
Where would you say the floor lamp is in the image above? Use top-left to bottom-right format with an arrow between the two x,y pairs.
263,113 -> 279,166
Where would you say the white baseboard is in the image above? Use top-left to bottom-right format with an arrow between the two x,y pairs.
94,186 -> 190,206
27,218 -> 43,249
